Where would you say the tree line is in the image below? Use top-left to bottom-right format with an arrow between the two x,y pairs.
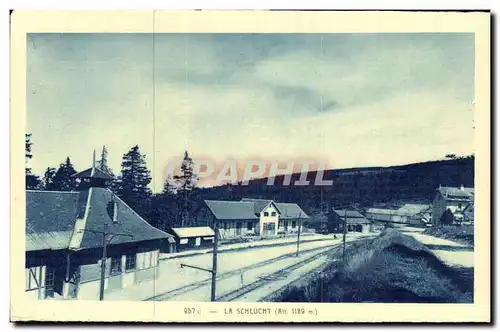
25,133 -> 475,232
25,134 -> 199,231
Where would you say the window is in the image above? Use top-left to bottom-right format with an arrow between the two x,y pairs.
247,222 -> 253,230
179,238 -> 188,245
195,237 -> 201,246
125,254 -> 136,271
271,212 -> 277,216
110,256 -> 122,275
264,212 -> 269,216
223,222 -> 228,230
278,220 -> 283,228
292,221 -> 297,228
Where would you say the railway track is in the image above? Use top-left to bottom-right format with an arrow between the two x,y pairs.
216,246 -> 339,302
145,243 -> 340,301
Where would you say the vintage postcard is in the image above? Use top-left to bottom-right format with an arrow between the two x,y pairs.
10,10 -> 491,323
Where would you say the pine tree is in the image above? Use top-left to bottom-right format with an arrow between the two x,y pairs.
25,133 -> 43,189
149,175 -> 180,231
440,208 -> 455,226
25,134 -> 33,172
163,175 -> 178,196
52,157 -> 78,191
174,150 -> 198,227
96,145 -> 114,176
42,167 -> 57,191
115,145 -> 152,217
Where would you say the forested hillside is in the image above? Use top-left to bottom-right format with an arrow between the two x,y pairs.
195,156 -> 475,218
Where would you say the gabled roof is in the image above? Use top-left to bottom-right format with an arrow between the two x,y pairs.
438,186 -> 474,201
205,200 -> 259,220
332,209 -> 370,224
26,188 -> 173,252
241,198 -> 276,214
171,227 -> 215,238
276,203 -> 309,219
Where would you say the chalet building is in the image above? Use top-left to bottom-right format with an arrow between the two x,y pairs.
197,198 -> 309,239
432,186 -> 474,226
26,157 -> 174,300
329,209 -> 371,234
170,227 -> 215,252
365,204 -> 432,226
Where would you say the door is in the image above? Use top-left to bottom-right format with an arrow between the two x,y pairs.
45,266 -> 55,298
263,222 -> 276,237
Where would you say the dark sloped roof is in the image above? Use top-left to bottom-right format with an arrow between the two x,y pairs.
241,198 -> 274,214
332,209 -> 370,224
26,188 -> 173,252
77,188 -> 173,249
275,203 -> 309,219
73,167 -> 114,180
205,200 -> 259,220
26,191 -> 79,251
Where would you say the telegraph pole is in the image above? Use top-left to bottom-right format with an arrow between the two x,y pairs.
84,227 -> 133,301
180,220 -> 219,302
211,220 -> 219,302
342,208 -> 347,263
296,213 -> 302,257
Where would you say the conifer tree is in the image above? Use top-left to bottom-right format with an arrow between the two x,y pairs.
96,145 -> 114,176
52,157 -> 78,191
115,145 -> 152,217
42,167 -> 57,191
174,151 -> 198,227
25,133 -> 43,189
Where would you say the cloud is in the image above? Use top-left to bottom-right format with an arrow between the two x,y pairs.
26,33 -> 475,191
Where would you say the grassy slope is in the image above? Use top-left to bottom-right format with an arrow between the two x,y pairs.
269,228 -> 473,303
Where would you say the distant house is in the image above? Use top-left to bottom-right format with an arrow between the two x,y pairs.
365,204 -> 432,226
329,209 -> 371,233
197,198 -> 309,239
26,158 -> 174,300
396,204 -> 432,225
170,226 -> 215,251
365,208 -> 398,224
432,186 -> 475,226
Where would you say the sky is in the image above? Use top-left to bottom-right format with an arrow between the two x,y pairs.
26,33 -> 475,191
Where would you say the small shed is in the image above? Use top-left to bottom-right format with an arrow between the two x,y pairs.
171,227 -> 215,252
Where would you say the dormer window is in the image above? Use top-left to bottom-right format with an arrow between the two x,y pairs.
113,201 -> 118,223
107,200 -> 119,223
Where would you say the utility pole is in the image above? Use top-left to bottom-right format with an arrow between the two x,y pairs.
211,220 -> 218,301
296,213 -> 302,257
83,227 -> 133,301
180,219 -> 219,302
342,208 -> 347,263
